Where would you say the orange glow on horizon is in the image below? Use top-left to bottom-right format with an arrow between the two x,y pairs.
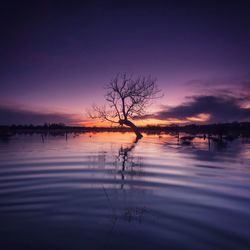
79,113 -> 210,127
186,113 -> 210,122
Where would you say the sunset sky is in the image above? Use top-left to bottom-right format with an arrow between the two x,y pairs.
1,1 -> 250,126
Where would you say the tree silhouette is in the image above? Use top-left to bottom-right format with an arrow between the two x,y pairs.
89,73 -> 161,139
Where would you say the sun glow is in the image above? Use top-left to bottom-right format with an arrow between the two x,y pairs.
186,113 -> 211,122
79,115 -> 210,128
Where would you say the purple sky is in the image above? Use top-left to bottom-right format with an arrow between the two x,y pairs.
1,1 -> 250,125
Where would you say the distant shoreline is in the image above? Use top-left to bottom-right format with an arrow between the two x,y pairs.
1,122 -> 250,138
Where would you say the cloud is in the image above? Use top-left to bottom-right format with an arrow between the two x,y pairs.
0,105 -> 79,125
146,95 -> 250,123
133,75 -> 250,123
186,74 -> 250,97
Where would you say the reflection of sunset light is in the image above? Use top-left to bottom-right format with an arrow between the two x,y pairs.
79,131 -> 136,142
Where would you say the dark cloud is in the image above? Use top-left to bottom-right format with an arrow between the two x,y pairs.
0,106 -> 77,125
147,95 -> 250,123
186,74 -> 250,95
242,81 -> 250,93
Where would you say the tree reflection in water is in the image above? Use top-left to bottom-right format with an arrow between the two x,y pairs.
117,137 -> 141,189
102,137 -> 147,249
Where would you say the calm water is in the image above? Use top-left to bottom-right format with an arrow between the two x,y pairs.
0,132 -> 250,250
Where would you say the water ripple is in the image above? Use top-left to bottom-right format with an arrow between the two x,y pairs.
0,133 -> 250,250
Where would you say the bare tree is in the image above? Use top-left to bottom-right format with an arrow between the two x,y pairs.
89,73 -> 161,139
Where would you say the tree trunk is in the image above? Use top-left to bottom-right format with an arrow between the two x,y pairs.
119,119 -> 143,139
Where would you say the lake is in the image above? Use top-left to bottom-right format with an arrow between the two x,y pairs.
0,132 -> 250,250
